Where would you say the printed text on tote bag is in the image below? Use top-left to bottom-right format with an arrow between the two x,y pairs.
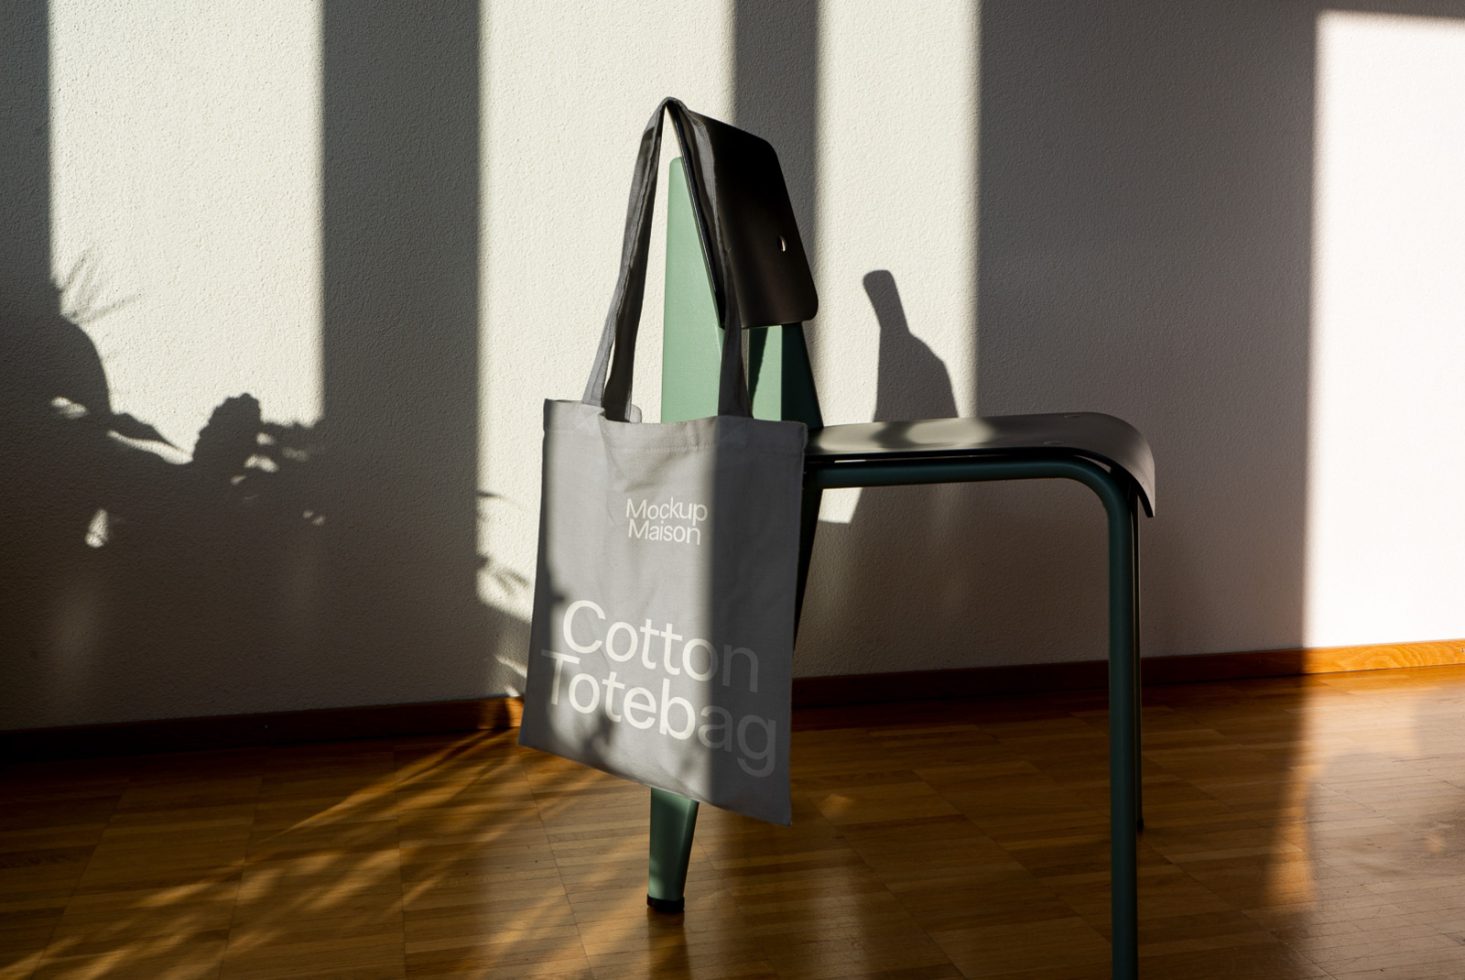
538,598 -> 777,778
626,495 -> 709,545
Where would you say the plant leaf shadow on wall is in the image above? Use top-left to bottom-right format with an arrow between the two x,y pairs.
0,0 -> 525,731
0,283 -> 525,730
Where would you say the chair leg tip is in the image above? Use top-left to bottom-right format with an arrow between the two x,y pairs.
647,895 -> 685,914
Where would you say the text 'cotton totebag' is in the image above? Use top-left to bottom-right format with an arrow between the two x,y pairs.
519,100 -> 807,826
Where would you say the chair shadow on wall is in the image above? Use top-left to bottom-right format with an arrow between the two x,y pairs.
799,269 -> 1085,679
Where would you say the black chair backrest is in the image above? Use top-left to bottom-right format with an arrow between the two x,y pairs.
676,107 -> 818,330
665,105 -> 824,431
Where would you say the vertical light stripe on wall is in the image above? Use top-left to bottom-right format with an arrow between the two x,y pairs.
1307,12 -> 1465,646
49,2 -> 324,446
812,2 -> 979,524
480,3 -> 736,666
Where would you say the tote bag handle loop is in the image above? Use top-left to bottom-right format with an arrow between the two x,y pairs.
582,99 -> 751,420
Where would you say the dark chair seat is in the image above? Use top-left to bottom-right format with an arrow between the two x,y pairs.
808,412 -> 1156,515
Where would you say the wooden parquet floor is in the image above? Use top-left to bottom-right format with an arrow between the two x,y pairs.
6,665 -> 1465,979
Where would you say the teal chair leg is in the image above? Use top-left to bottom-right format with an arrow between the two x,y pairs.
1105,478 -> 1140,980
647,787 -> 699,912
794,485 -> 822,634
1131,492 -> 1144,833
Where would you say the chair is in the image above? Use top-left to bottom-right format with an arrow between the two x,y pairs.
646,106 -> 1153,980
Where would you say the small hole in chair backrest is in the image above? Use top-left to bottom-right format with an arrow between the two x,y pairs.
778,235 -> 787,253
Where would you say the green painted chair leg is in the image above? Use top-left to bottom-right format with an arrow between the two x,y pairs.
1106,479 -> 1140,980
1131,492 -> 1145,834
647,788 -> 699,913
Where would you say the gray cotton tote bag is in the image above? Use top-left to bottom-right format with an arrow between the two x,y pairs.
518,99 -> 806,826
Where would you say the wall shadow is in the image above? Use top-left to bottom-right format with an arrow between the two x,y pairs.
978,1 -> 1317,664
734,0 -> 820,263
319,0 -> 498,705
0,1 -> 50,311
797,272 -> 1015,673
0,2 -> 515,732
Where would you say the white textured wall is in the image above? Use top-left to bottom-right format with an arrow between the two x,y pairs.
478,2 -> 737,684
51,2 -> 324,448
3,1 -> 1465,729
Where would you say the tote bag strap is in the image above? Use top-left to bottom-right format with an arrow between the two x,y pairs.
582,99 -> 751,420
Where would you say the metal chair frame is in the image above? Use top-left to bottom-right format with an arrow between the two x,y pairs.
646,149 -> 1151,980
